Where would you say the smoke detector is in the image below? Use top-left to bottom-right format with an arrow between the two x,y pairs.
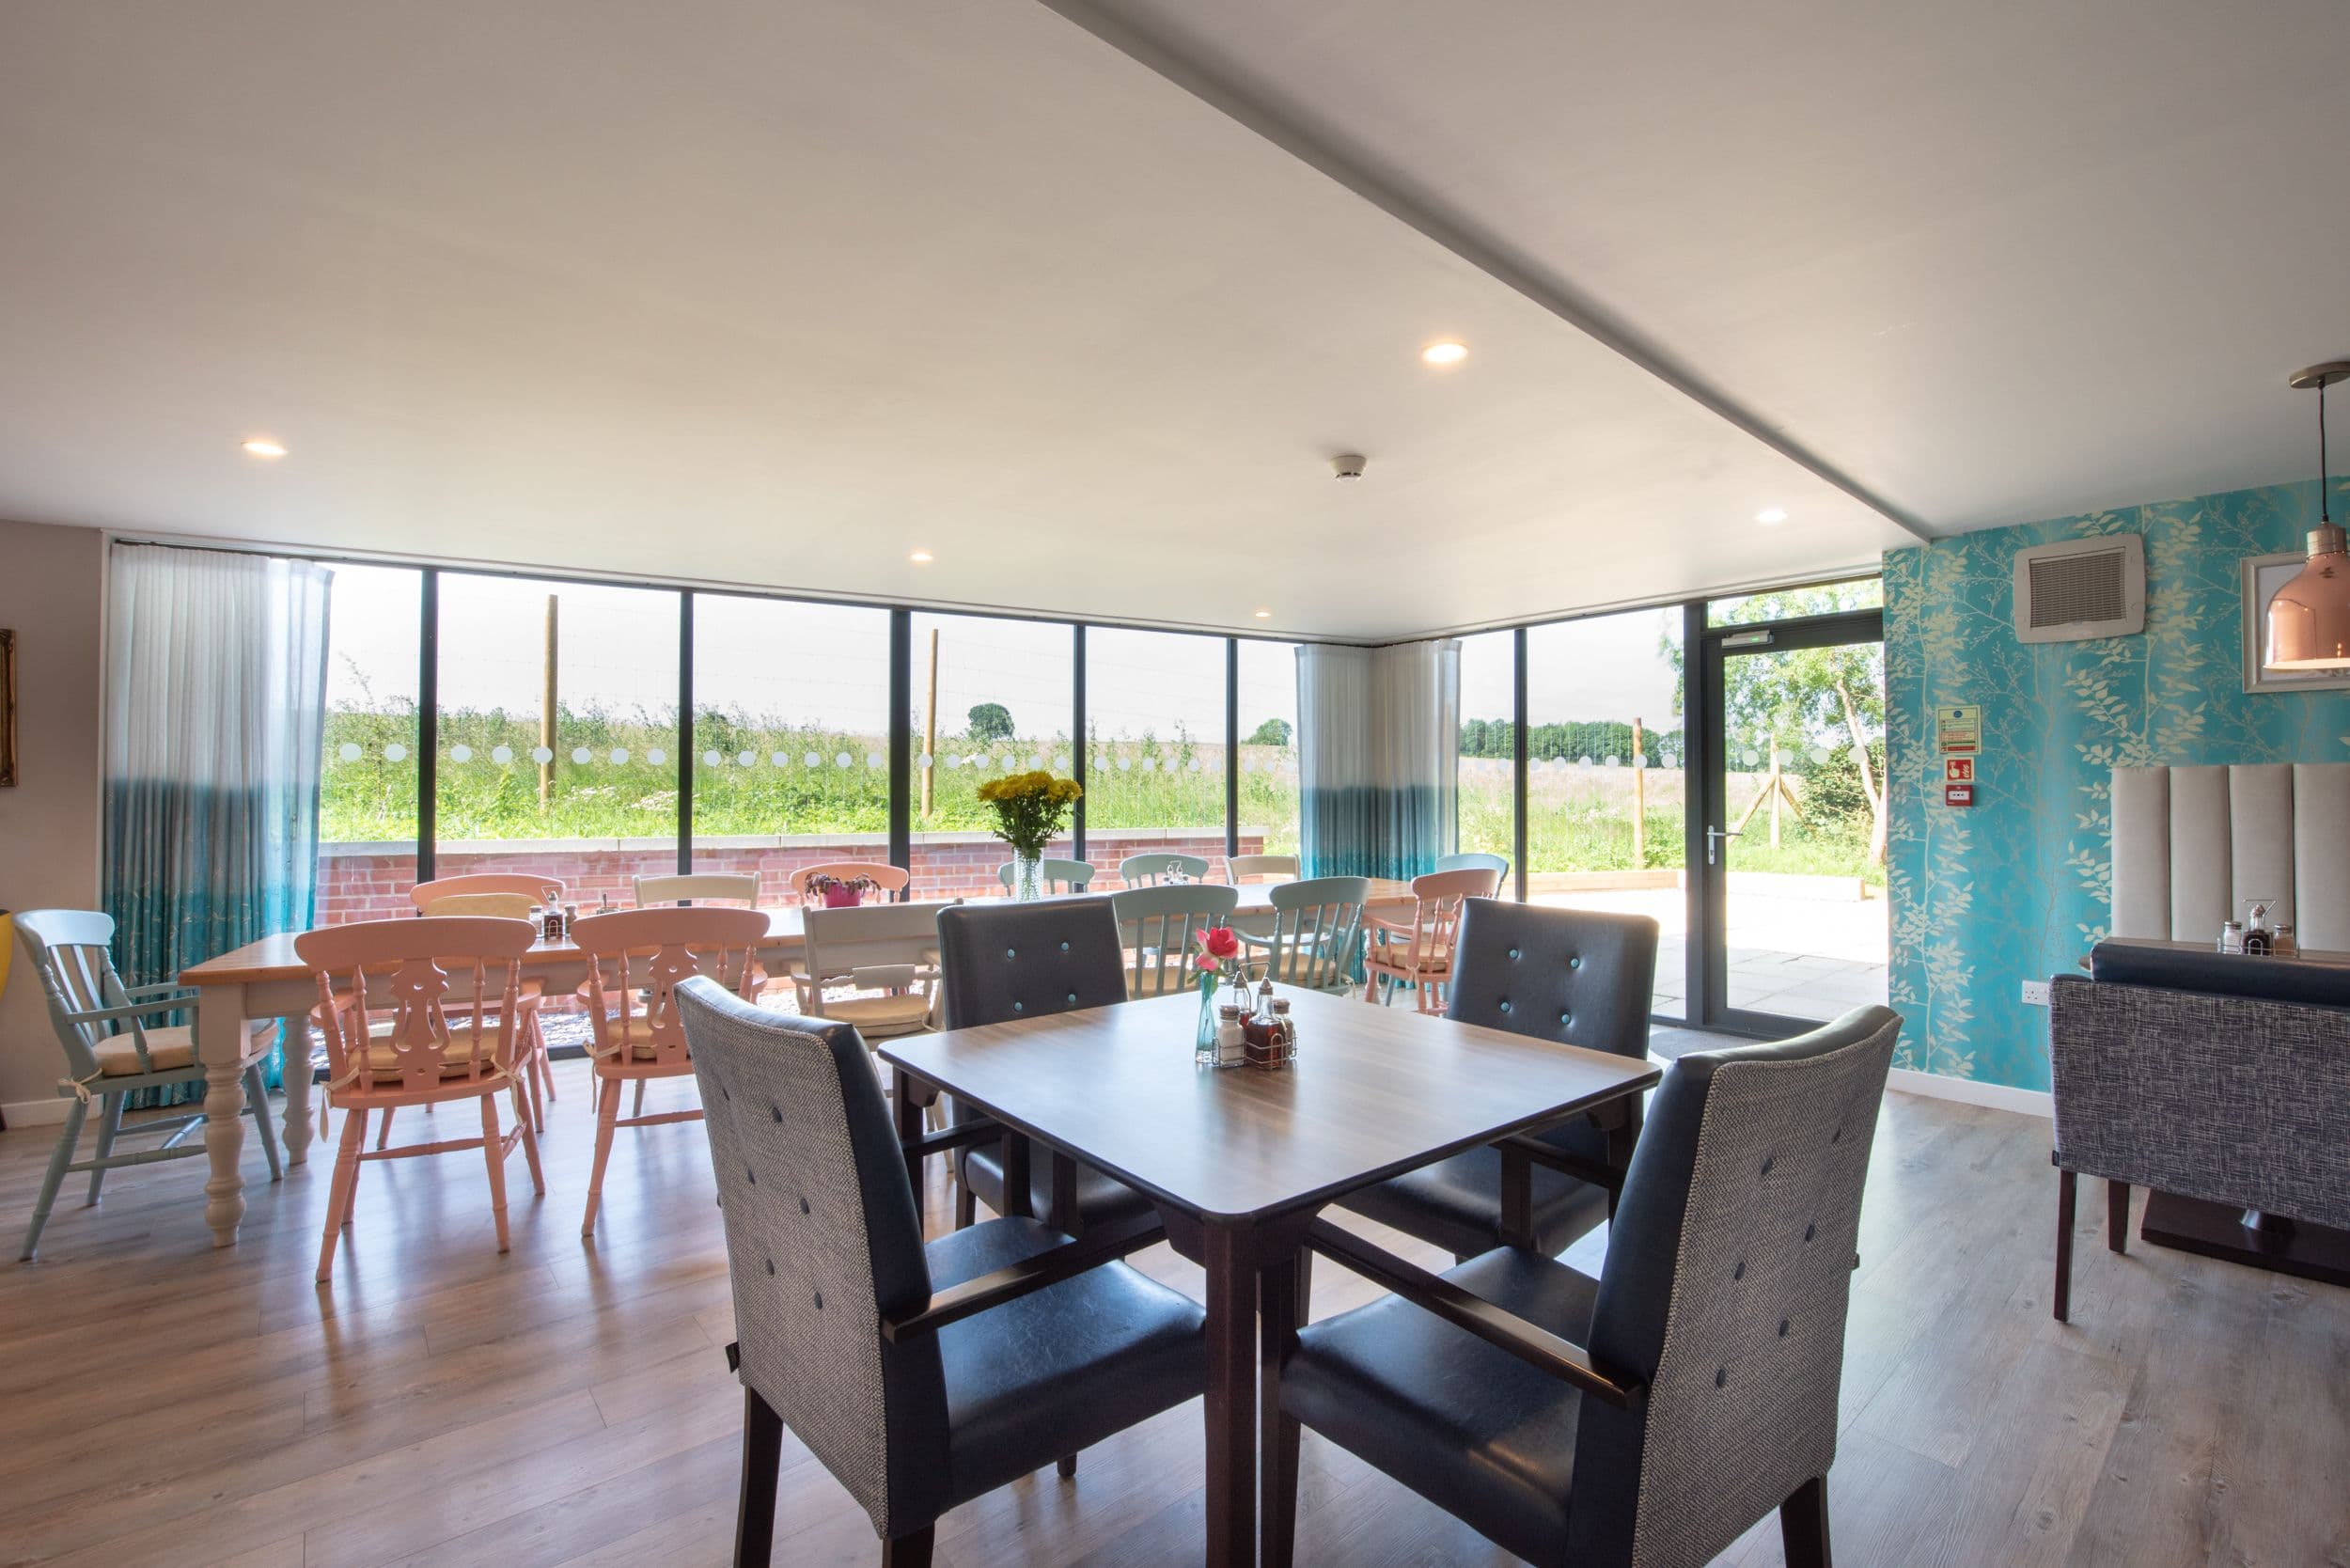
1332,453 -> 1367,481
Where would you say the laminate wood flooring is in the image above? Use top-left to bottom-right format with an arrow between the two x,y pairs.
2,1065 -> 2344,1566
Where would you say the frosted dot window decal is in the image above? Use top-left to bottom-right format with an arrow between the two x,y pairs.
646,747 -> 666,766
384,743 -> 408,762
572,746 -> 593,765
704,750 -> 722,766
1140,757 -> 1157,773
1603,755 -> 1619,768
866,751 -> 884,769
1052,754 -> 1068,772
492,745 -> 515,765
610,747 -> 629,764
449,744 -> 473,763
916,753 -> 934,769
1117,757 -> 1132,772
338,743 -> 362,761
738,750 -> 757,767
835,751 -> 854,769
805,752 -> 822,769
531,746 -> 555,765
772,751 -> 790,767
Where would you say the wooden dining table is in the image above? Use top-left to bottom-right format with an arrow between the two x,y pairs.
175,880 -> 1418,1247
877,986 -> 1660,1568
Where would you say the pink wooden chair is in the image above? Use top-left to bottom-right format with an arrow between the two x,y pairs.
1361,867 -> 1503,1013
571,905 -> 768,1237
297,917 -> 547,1283
408,872 -> 565,913
792,860 -> 911,905
406,874 -> 567,1128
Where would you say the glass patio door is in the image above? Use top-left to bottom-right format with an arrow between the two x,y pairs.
1689,604 -> 1887,1032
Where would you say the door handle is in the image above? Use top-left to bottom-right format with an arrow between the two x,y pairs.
1705,826 -> 1741,868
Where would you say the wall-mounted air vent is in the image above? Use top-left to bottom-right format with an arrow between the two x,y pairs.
2012,534 -> 2145,643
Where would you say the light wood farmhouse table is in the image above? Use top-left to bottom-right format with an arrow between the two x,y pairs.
878,985 -> 1659,1567
176,881 -> 1417,1247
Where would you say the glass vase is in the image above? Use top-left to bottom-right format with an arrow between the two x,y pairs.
1011,852 -> 1044,902
1195,973 -> 1219,1064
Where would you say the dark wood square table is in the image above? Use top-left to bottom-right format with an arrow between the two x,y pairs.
876,985 -> 1661,1567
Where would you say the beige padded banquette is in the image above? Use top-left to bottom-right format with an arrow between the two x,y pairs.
2109,763 -> 2350,950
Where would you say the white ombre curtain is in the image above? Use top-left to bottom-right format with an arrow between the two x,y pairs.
1296,639 -> 1460,878
104,545 -> 331,1094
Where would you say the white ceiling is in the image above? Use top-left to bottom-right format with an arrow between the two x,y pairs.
0,0 -> 1919,641
1078,0 -> 2350,534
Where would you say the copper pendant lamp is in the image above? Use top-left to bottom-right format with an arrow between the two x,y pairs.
2265,361 -> 2350,672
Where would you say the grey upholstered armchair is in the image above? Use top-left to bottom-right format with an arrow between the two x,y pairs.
2048,941 -> 2350,1322
1266,1006 -> 1901,1568
676,978 -> 1205,1568
1338,900 -> 1659,1259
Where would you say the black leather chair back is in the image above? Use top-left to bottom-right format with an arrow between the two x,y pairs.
935,899 -> 1128,1029
1566,1005 -> 1901,1568
1444,899 -> 1658,1058
677,977 -> 952,1539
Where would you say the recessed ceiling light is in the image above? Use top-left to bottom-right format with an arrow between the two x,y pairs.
241,437 -> 288,459
908,549 -> 934,563
1421,341 -> 1468,366
1254,608 -> 1273,619
1755,506 -> 1789,525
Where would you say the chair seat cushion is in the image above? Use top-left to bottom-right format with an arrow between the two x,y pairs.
1337,1133 -> 1611,1260
805,992 -> 933,1034
1281,1247 -> 1598,1567
94,1018 -> 280,1076
926,1217 -> 1206,1510
959,1141 -> 1158,1230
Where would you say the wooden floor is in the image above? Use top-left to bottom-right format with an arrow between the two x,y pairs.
3,1065 -> 2347,1568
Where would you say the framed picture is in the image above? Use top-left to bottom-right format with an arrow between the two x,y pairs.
2242,555 -> 2350,694
0,628 -> 13,786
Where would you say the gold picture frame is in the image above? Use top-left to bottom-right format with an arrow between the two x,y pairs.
0,628 -> 15,787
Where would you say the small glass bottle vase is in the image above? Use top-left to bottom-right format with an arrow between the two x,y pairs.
1011,853 -> 1044,902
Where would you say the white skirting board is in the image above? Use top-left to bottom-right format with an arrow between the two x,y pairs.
1888,1066 -> 2052,1119
3,1097 -> 74,1128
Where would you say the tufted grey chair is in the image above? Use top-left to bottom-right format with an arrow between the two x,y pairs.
1338,900 -> 1659,1259
677,977 -> 1206,1568
934,900 -> 1157,1233
1266,1005 -> 1901,1568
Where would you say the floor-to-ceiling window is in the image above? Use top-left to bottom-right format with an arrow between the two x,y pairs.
432,574 -> 682,906
907,611 -> 1074,899
1235,638 -> 1300,863
316,564 -> 423,924
1525,608 -> 1686,1017
1455,630 -> 1518,879
1083,627 -> 1229,886
691,594 -> 892,901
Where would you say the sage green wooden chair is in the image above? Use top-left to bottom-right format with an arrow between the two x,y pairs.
13,908 -> 283,1260
1111,883 -> 1241,997
995,858 -> 1095,894
1238,876 -> 1372,995
1436,851 -> 1511,885
1119,852 -> 1212,887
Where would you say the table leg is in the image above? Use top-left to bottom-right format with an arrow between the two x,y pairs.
1002,1135 -> 1035,1221
1202,1222 -> 1257,1568
1498,1142 -> 1533,1249
279,1019 -> 313,1166
1259,1243 -> 1306,1568
196,984 -> 252,1247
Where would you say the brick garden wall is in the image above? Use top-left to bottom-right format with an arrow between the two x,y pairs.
317,828 -> 1270,921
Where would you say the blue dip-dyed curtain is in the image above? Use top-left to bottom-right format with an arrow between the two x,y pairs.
1296,640 -> 1459,880
103,544 -> 332,1105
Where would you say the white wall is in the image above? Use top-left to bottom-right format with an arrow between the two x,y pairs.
0,520 -> 104,1117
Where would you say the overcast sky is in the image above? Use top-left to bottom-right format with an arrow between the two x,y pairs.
323,566 -> 1681,738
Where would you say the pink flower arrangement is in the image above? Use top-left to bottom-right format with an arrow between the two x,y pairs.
1193,925 -> 1242,974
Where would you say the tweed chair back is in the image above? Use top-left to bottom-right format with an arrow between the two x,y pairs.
1443,900 -> 1658,1058
935,899 -> 1129,1029
570,906 -> 767,1071
676,978 -> 948,1538
295,917 -> 534,1093
1112,883 -> 1241,998
1567,1006 -> 1901,1568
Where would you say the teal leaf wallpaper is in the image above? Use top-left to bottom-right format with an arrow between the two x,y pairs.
1886,477 -> 2350,1091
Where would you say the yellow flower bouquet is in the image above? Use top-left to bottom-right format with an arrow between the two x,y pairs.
977,771 -> 1082,897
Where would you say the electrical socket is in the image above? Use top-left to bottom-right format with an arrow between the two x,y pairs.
2019,980 -> 2051,1006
